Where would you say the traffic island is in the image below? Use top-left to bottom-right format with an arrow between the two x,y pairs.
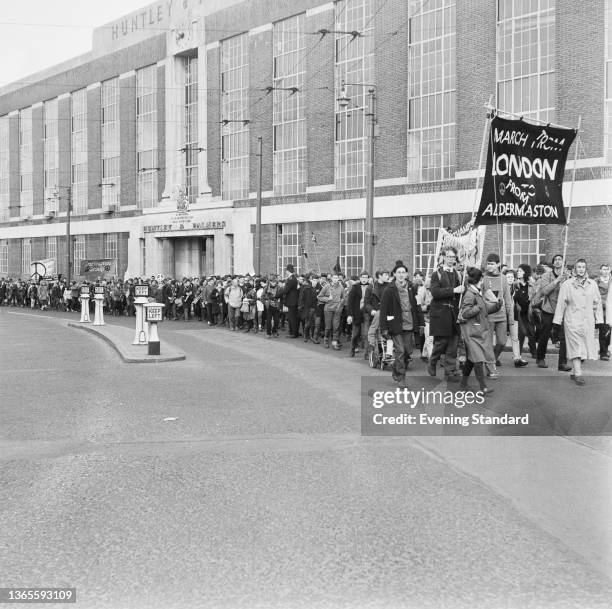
68,321 -> 185,363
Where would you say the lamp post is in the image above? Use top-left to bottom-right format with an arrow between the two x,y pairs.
49,186 -> 72,285
337,81 -> 377,274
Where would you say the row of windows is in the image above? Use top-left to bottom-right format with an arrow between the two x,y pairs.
3,0 -> 611,219
0,234 -> 120,277
277,218 -> 543,279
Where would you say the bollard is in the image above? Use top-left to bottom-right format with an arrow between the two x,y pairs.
93,287 -> 106,326
144,303 -> 165,355
79,286 -> 91,323
132,284 -> 150,345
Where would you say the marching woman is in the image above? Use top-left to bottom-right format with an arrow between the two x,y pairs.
553,259 -> 603,385
459,267 -> 502,395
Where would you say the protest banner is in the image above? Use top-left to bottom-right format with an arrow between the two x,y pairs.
474,116 -> 576,226
434,225 -> 485,269
80,259 -> 117,280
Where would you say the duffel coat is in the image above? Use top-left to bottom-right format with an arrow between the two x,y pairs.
379,280 -> 424,336
460,285 -> 501,363
429,267 -> 462,336
553,277 -> 603,360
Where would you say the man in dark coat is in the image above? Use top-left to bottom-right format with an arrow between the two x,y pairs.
283,263 -> 300,338
347,271 -> 371,357
428,246 -> 464,381
380,262 -> 424,388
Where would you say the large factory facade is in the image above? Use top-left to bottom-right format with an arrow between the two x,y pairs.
0,0 -> 610,281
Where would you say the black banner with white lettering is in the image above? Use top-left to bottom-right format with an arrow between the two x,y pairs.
474,116 -> 576,226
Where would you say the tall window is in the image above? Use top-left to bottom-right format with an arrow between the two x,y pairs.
497,0 -> 555,122
335,0 -> 374,190
71,89 -> 88,215
104,233 -> 118,260
277,223 -> 300,275
221,35 -> 249,200
137,66 -> 158,209
43,99 -> 58,213
140,238 -> 146,276
227,234 -> 234,275
340,219 -> 364,277
19,107 -> 33,218
0,240 -> 7,274
101,78 -> 120,209
273,14 -> 306,195
407,0 -> 456,182
503,224 -> 542,269
184,57 -> 198,205
0,116 -> 8,222
606,0 -> 612,162
73,235 -> 86,275
46,236 -> 57,262
22,238 -> 31,275
414,215 -> 443,274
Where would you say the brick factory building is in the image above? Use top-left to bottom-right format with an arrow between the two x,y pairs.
0,0 -> 611,281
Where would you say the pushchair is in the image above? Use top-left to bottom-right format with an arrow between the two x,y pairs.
368,328 -> 395,370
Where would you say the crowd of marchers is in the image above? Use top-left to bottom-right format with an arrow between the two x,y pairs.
0,254 -> 610,389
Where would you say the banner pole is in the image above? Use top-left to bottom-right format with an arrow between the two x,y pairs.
471,95 -> 494,222
561,115 -> 582,271
458,96 -> 494,310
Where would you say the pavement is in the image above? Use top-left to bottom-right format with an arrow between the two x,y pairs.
1,307 -> 611,609
67,319 -> 185,363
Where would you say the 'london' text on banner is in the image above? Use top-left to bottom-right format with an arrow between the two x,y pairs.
474,116 -> 576,226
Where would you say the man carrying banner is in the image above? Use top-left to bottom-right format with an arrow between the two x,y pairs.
427,246 -> 463,381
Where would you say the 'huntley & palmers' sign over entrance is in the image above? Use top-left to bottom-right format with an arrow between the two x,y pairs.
474,116 -> 576,226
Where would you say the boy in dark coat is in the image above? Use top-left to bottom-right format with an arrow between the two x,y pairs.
380,261 -> 424,388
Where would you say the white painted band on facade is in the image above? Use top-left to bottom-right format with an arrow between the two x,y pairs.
86,82 -> 101,90
120,70 -> 137,79
205,40 -> 220,51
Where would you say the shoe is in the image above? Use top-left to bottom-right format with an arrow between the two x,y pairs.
488,371 -> 501,379
304,337 -> 309,342
332,341 -> 341,351
572,375 -> 585,386
558,363 -> 572,372
495,359 -> 502,366
536,359 -> 548,368
349,348 -> 355,357
481,387 -> 495,396
312,338 -> 320,344
427,362 -> 437,377
397,378 -> 408,389
444,375 -> 460,383
266,334 -> 272,339
420,356 -> 428,362
514,359 -> 529,367
324,339 -> 330,349
600,355 -> 610,361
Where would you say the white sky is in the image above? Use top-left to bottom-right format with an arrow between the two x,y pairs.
0,0 -> 150,86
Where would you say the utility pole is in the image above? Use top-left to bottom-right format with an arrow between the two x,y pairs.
255,136 -> 263,275
66,187 -> 72,286
365,87 -> 376,275
337,82 -> 377,274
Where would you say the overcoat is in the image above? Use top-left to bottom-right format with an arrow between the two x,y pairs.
429,267 -> 462,336
553,277 -> 603,360
459,285 -> 501,363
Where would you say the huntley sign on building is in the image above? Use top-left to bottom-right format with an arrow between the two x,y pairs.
0,0 -> 610,280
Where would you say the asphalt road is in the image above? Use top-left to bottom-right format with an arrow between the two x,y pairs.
1,308 -> 611,609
